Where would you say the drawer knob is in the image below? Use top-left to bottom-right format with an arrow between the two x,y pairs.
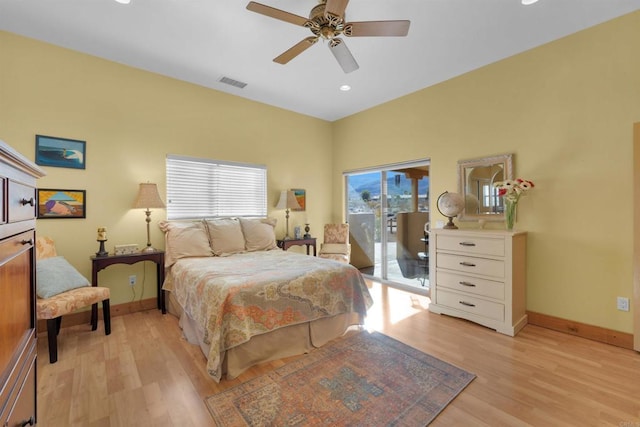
459,261 -> 476,267
459,281 -> 476,287
20,416 -> 35,426
20,239 -> 34,246
459,241 -> 476,247
459,301 -> 476,307
20,197 -> 35,206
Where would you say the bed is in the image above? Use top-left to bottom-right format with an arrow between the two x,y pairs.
160,218 -> 372,382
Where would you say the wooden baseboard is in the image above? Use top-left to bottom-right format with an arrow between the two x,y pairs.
37,297 -> 158,333
527,311 -> 634,350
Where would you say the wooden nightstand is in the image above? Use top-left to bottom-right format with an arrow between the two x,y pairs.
91,250 -> 166,313
277,237 -> 316,256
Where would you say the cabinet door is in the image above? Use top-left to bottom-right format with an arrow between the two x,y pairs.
0,231 -> 35,378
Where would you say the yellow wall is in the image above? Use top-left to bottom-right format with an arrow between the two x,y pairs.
1,11 -> 638,333
0,31 -> 333,305
333,11 -> 640,333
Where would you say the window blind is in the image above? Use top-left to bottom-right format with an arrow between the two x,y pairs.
166,154 -> 267,220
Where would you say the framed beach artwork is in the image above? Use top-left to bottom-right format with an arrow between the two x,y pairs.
37,189 -> 86,219
35,135 -> 86,169
291,188 -> 306,211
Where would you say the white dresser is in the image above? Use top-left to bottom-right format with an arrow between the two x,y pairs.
428,228 -> 527,336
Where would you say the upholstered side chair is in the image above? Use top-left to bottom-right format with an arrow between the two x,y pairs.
318,223 -> 351,263
35,236 -> 111,363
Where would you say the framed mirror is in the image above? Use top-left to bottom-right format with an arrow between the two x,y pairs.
457,153 -> 513,221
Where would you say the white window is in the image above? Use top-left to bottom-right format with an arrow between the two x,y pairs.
166,154 -> 267,220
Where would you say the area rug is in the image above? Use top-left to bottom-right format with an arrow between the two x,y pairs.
205,331 -> 475,426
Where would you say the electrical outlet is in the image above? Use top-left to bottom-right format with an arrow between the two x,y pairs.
616,296 -> 629,312
129,275 -> 137,287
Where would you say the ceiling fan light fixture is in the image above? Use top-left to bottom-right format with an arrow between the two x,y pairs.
246,1 -> 409,74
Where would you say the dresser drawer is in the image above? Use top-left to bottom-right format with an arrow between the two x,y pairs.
2,353 -> 36,427
436,253 -> 505,279
8,180 -> 36,223
436,270 -> 505,300
436,289 -> 504,321
436,234 -> 504,257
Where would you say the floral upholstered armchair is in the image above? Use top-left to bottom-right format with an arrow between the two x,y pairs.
318,223 -> 351,263
35,236 -> 111,363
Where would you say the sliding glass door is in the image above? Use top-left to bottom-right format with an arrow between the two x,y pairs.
345,160 -> 430,293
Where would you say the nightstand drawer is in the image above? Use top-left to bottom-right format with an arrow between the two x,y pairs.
436,289 -> 504,321
436,270 -> 504,300
436,253 -> 505,279
437,234 -> 504,257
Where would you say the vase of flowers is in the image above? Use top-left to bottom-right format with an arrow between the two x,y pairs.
493,178 -> 535,230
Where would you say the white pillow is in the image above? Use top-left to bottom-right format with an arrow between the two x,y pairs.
36,256 -> 90,299
204,218 -> 246,256
159,220 -> 213,267
239,217 -> 278,252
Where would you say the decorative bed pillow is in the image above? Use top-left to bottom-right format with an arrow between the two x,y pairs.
159,220 -> 213,267
204,218 -> 246,256
239,217 -> 278,252
36,256 -> 90,299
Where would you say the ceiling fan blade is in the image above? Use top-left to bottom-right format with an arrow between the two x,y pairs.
329,38 -> 359,74
274,37 -> 318,64
324,0 -> 349,19
345,20 -> 411,37
246,1 -> 309,27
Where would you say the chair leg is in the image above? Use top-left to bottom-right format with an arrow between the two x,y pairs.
55,316 -> 62,336
91,302 -> 98,331
103,299 -> 111,336
46,318 -> 59,364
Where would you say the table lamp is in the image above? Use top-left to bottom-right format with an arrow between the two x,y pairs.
132,183 -> 165,252
275,190 -> 301,240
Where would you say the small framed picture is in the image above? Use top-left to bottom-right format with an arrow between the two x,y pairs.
35,134 -> 86,169
291,188 -> 305,211
37,189 -> 86,219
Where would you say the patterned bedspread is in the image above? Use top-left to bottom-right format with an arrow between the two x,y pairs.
167,250 -> 373,378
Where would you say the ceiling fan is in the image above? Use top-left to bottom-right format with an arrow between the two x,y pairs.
246,0 -> 410,74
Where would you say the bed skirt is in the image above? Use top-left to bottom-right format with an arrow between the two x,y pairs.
166,291 -> 363,382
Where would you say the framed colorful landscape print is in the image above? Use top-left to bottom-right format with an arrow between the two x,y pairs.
37,189 -> 86,219
291,188 -> 305,211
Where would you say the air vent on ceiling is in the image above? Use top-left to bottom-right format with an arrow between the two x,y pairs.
218,76 -> 247,89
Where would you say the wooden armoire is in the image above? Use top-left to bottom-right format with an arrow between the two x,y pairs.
0,140 -> 45,426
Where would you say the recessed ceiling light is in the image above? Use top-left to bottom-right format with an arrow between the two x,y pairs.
521,0 -> 539,5
114,0 -> 131,4
340,85 -> 351,92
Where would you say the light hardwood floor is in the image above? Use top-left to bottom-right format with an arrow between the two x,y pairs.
37,281 -> 640,426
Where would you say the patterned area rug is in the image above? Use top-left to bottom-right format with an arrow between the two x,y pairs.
205,331 -> 475,426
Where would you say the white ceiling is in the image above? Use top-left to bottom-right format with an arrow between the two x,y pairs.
1,0 -> 639,121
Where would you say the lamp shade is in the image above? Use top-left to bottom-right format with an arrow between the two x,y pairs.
275,190 -> 301,210
132,183 -> 166,209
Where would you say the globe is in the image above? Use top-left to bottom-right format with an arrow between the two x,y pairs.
436,191 -> 465,229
